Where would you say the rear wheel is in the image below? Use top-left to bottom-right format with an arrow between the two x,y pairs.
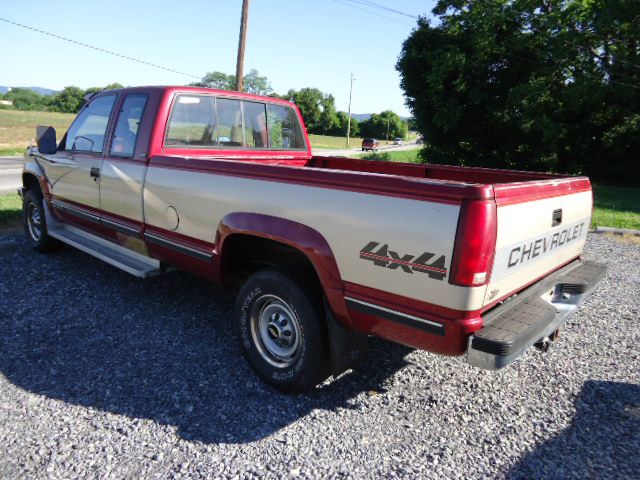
22,189 -> 62,253
235,268 -> 329,393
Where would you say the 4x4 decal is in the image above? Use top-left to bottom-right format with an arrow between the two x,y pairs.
359,242 -> 447,281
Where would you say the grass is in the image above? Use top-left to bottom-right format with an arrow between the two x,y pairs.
308,134 -> 367,149
0,193 -> 22,228
356,149 -> 421,163
592,184 -> 640,230
0,109 -> 75,156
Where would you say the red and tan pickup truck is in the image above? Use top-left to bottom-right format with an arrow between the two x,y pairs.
20,86 -> 606,392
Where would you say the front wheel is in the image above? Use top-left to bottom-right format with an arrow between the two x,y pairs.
22,189 -> 62,253
235,269 -> 329,393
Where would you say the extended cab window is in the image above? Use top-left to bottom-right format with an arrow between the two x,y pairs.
242,101 -> 267,148
65,95 -> 116,153
217,98 -> 243,147
166,95 -> 217,147
110,93 -> 148,157
267,104 -> 306,149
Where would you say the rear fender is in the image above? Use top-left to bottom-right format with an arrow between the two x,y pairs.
215,212 -> 351,327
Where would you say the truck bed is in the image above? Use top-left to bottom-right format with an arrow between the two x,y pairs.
157,154 -> 590,205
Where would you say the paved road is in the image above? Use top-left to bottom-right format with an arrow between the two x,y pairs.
0,232 -> 637,479
0,156 -> 22,196
313,142 -> 421,157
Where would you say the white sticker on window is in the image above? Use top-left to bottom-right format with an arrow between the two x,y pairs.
178,96 -> 201,104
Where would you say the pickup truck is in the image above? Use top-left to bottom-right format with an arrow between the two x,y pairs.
20,86 -> 607,393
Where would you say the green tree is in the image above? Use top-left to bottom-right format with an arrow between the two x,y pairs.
49,86 -> 85,113
242,69 -> 273,95
319,93 -> 340,134
5,88 -> 47,111
360,110 -> 407,140
192,71 -> 235,90
397,0 -> 640,185
331,111 -> 360,137
287,88 -> 342,134
192,69 -> 273,95
288,88 -> 324,133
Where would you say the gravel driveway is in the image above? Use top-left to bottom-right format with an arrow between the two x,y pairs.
0,231 -> 638,479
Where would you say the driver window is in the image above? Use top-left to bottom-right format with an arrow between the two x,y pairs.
65,95 -> 117,153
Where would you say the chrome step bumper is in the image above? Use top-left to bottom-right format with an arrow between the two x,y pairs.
466,260 -> 608,370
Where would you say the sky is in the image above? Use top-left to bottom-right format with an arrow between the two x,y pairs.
0,0 -> 437,117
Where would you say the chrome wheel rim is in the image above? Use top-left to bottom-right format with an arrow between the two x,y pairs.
250,294 -> 302,368
27,202 -> 43,242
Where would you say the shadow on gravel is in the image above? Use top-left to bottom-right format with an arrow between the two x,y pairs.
508,380 -> 640,479
0,242 -> 412,444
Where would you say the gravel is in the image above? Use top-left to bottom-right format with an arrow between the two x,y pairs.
0,231 -> 638,479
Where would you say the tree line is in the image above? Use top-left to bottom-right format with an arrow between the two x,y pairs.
397,0 -> 640,185
0,83 -> 123,114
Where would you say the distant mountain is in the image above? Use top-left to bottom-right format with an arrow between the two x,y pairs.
0,86 -> 58,95
351,113 -> 372,122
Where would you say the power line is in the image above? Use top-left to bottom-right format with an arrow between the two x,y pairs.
332,0 -> 413,26
0,17 -> 200,79
344,0 -> 419,19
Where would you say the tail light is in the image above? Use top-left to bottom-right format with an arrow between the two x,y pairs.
449,199 -> 497,287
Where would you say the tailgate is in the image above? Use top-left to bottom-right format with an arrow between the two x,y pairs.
484,179 -> 592,307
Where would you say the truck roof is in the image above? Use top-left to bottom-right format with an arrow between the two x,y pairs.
94,85 -> 294,107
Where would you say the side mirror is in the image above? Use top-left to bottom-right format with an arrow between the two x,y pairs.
36,126 -> 57,154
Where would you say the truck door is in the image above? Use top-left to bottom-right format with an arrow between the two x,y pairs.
42,94 -> 117,217
99,92 -> 150,237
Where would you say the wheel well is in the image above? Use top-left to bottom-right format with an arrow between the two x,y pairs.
221,234 -> 321,290
23,173 -> 41,194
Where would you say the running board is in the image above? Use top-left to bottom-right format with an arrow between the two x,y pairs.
49,225 -> 163,278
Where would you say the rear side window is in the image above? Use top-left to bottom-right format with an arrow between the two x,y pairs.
166,95 -> 217,146
110,93 -> 148,157
243,101 -> 267,148
217,98 -> 243,146
65,95 -> 116,153
267,104 -> 305,149
163,94 -> 306,150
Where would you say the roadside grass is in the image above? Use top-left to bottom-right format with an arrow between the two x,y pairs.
309,134 -> 419,150
0,193 -> 22,228
356,149 -> 421,163
308,134 -> 367,149
592,184 -> 640,230
0,109 -> 75,156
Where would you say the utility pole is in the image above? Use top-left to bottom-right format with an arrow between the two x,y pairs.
235,0 -> 250,92
346,73 -> 354,148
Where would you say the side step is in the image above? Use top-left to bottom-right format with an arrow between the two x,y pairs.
49,225 -> 163,278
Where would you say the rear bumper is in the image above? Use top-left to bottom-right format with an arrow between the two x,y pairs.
466,259 -> 607,370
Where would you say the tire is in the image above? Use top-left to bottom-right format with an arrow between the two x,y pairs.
235,268 -> 329,393
22,189 -> 62,253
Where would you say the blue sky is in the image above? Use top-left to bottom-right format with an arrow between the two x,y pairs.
0,0 -> 437,116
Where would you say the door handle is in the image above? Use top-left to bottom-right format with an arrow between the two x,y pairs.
90,167 -> 101,181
